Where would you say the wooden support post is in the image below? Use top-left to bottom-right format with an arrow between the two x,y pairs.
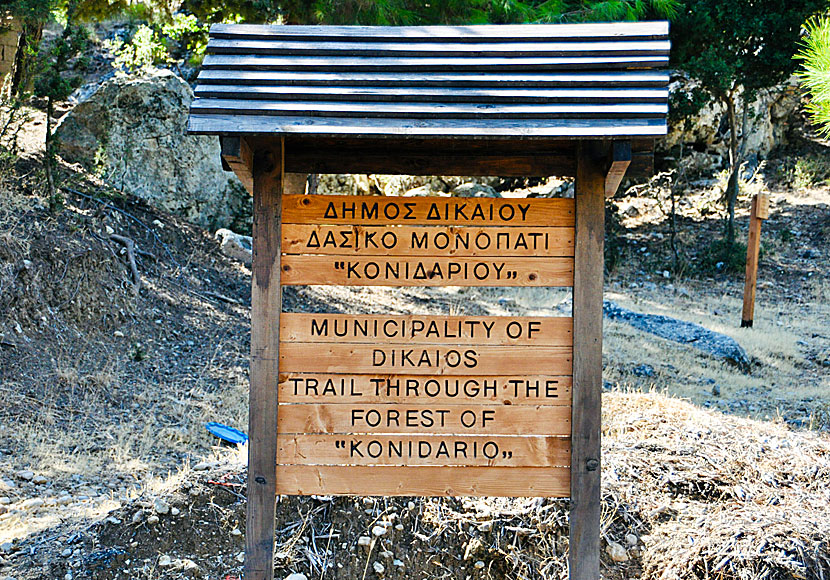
246,138 -> 284,580
569,142 -> 606,580
741,193 -> 770,328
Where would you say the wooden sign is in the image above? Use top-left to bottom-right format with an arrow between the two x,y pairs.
276,195 -> 575,497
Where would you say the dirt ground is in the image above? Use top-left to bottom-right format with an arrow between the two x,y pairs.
1,103 -> 829,579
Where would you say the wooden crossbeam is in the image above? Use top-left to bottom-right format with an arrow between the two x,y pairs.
604,140 -> 631,197
220,136 -> 254,194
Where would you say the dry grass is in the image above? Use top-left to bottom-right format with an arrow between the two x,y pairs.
602,284 -> 830,426
602,391 -> 830,580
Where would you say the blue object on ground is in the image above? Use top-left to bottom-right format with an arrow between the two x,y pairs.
206,422 -> 248,444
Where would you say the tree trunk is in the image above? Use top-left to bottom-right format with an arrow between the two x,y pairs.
725,93 -> 741,247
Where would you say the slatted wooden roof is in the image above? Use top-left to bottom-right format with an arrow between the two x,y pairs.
187,21 -> 669,140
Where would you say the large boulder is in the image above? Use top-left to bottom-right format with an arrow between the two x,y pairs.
55,69 -> 249,230
664,74 -> 802,162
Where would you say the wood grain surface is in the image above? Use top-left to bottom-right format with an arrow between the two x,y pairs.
280,313 -> 572,345
277,434 -> 571,467
279,343 -> 572,375
278,374 -> 572,405
277,403 -> 571,435
281,224 -> 574,257
274,465 -> 570,497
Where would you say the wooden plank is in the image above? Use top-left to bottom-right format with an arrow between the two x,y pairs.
187,114 -> 669,139
210,21 -> 669,42
196,69 -> 671,88
195,84 -> 669,104
275,465 -> 570,496
279,343 -> 572,375
191,98 -> 668,119
605,140 -> 632,197
282,194 -> 573,226
277,403 -> 571,435
569,142 -> 606,580
280,313 -> 572,346
741,194 -> 769,328
246,140 -> 283,580
282,225 -> 574,257
277,136 -> 655,178
278,374 -> 572,405
206,38 -> 670,58
220,136 -> 253,194
201,54 -> 669,72
277,434 -> 571,467
280,255 -> 573,287
286,149 -> 576,177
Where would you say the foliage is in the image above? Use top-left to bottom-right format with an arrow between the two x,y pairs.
796,15 -> 830,137
671,0 -> 827,247
697,238 -> 749,274
177,0 -> 680,26
32,18 -> 89,103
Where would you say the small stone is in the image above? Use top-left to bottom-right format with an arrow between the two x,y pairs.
61,548 -> 72,557
158,554 -> 172,567
392,559 -> 404,568
236,551 -> 245,563
379,550 -> 393,559
146,514 -> 160,525
407,501 -> 416,510
0,541 -> 13,554
625,534 -> 638,547
474,561 -> 485,569
105,225 -> 115,235
372,561 -> 384,574
357,536 -> 372,547
284,574 -> 308,580
712,384 -> 721,397
131,510 -> 145,524
171,507 -> 180,516
32,475 -> 47,485
113,330 -> 125,338
394,524 -> 404,531
65,574 -> 72,580
606,541 -> 629,563
153,498 -> 170,514
192,462 -> 211,471
231,528 -> 242,536
106,516 -> 121,525
662,270 -> 670,279
22,498 -> 44,510
15,470 -> 34,481
371,525 -> 387,537
0,498 -> 10,505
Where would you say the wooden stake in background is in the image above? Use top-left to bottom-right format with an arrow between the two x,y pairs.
741,193 -> 770,328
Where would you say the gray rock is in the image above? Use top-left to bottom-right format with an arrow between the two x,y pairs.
664,74 -> 801,159
215,229 -> 252,265
451,182 -> 500,198
632,364 -> 655,378
606,541 -> 629,562
604,301 -> 750,370
153,498 -> 170,515
14,470 -> 33,481
54,69 -> 249,230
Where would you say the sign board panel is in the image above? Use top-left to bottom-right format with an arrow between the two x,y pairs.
277,195 -> 575,497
